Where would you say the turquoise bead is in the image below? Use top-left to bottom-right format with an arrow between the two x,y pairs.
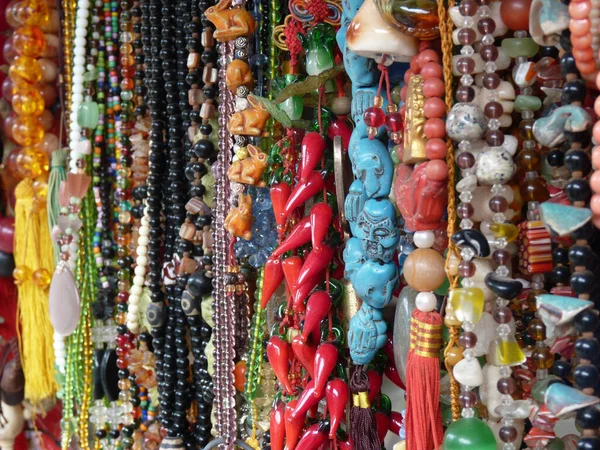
77,101 -> 100,129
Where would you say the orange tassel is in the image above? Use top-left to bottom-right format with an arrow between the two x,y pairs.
405,309 -> 443,450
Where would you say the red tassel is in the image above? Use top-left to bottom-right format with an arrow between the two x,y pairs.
405,309 -> 443,450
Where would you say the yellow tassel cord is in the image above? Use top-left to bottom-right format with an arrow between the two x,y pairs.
438,0 -> 461,422
14,179 -> 57,404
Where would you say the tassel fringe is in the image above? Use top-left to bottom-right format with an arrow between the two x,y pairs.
349,365 -> 380,450
47,149 -> 67,263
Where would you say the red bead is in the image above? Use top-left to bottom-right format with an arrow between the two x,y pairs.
116,357 -> 127,369
385,112 -> 403,133
117,292 -> 129,303
364,107 -> 385,128
116,334 -> 128,347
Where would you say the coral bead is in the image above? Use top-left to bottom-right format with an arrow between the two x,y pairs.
364,107 -> 386,128
12,25 -> 46,57
12,115 -> 44,147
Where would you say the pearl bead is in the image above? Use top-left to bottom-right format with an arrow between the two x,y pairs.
133,275 -> 145,286
416,292 -> 437,312
138,236 -> 148,246
141,216 -> 150,227
77,8 -> 89,19
129,295 -> 140,305
126,312 -> 138,322
129,304 -> 140,315
136,255 -> 148,266
127,323 -> 139,333
413,230 -> 435,248
131,285 -> 143,296
137,246 -> 147,256
139,226 -> 149,237
134,266 -> 146,277
72,92 -> 83,103
73,65 -> 84,76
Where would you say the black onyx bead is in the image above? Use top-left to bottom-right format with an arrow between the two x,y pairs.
572,222 -> 595,241
484,273 -> 522,299
540,45 -> 559,59
552,360 -> 571,378
570,270 -> 595,295
577,437 -> 600,450
566,179 -> 591,203
569,245 -> 595,267
109,430 -> 120,439
96,430 -> 107,439
547,149 -> 565,168
575,337 -> 600,360
565,150 -> 592,176
561,80 -> 587,104
552,265 -> 570,285
575,309 -> 599,333
553,247 -> 569,264
573,364 -> 599,389
577,406 -> 600,430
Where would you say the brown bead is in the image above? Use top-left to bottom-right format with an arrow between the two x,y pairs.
500,0 -> 532,31
477,17 -> 496,35
456,85 -> 475,103
458,260 -> 476,277
520,175 -> 550,203
528,319 -> 546,341
518,119 -> 535,141
532,346 -> 554,369
459,331 -> 478,348
497,377 -> 516,395
457,28 -> 477,45
457,151 -> 475,169
489,195 -> 508,213
459,0 -> 478,16
403,248 -> 446,291
482,72 -> 500,89
517,149 -> 541,172
446,347 -> 463,365
493,249 -> 511,265
457,202 -> 474,219
484,101 -> 503,119
457,57 -> 476,74
493,306 -> 513,324
486,130 -> 505,147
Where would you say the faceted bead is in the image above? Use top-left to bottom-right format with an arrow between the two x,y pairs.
501,38 -> 539,58
363,107 -> 385,128
77,101 -> 100,129
443,418 -> 497,450
488,335 -> 526,366
489,223 -> 519,242
449,287 -> 485,323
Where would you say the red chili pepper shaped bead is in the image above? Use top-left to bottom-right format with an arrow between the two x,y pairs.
291,379 -> 324,421
389,411 -> 404,436
366,370 -> 383,404
283,171 -> 326,216
375,411 -> 390,444
309,202 -> 332,250
300,291 -> 331,341
270,400 -> 286,450
299,132 -> 326,182
282,256 -> 303,299
291,334 -> 316,379
272,216 -> 311,258
292,274 -> 321,313
271,182 -> 292,232
296,245 -> 334,287
327,118 -> 352,152
284,399 -> 303,450
267,336 -> 294,395
261,255 -> 284,309
313,343 -> 338,397
325,379 -> 348,439
295,422 -> 329,450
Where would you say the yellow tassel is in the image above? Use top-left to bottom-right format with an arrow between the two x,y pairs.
245,436 -> 261,450
14,179 -> 57,405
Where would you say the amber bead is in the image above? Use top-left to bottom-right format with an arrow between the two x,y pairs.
517,149 -> 541,172
12,116 -> 44,147
531,346 -> 554,370
15,0 -> 50,27
500,0 -> 532,31
517,119 -> 535,141
12,25 -> 46,57
16,146 -> 47,178
446,347 -> 463,366
9,55 -> 42,86
520,174 -> 549,203
32,268 -> 51,288
528,319 -> 546,341
13,265 -> 32,285
12,85 -> 44,116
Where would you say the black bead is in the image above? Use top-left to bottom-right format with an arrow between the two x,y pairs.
553,247 -> 569,264
575,337 -> 600,360
566,179 -> 592,203
547,149 -> 565,168
571,270 -> 595,296
565,150 -> 592,176
561,80 -> 587,104
575,309 -> 599,333
577,437 -> 600,450
577,406 -> 600,430
552,265 -> 570,285
552,360 -> 571,378
574,364 -> 599,389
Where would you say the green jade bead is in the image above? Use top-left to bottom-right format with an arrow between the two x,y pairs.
77,101 -> 100,129
514,95 -> 542,113
501,38 -> 539,58
443,418 -> 496,450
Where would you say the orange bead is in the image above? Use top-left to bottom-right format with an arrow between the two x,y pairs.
15,0 -> 50,27
15,146 -> 47,178
12,25 -> 46,57
32,179 -> 48,202
9,55 -> 42,85
12,115 -> 43,147
12,85 -> 44,116
233,360 -> 247,392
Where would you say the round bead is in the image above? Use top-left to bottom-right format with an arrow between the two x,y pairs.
363,107 -> 385,128
415,292 -> 437,312
413,230 -> 436,248
500,0 -> 532,31
403,248 -> 446,291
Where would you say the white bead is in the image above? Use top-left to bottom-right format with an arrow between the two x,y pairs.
127,323 -> 139,333
129,295 -> 140,305
75,27 -> 87,38
74,46 -> 85,57
141,216 -> 150,227
134,265 -> 146,277
137,246 -> 147,256
72,93 -> 84,104
413,230 -> 435,249
131,285 -> 143,296
136,255 -> 148,267
73,65 -> 84,76
139,225 -> 149,236
56,358 -> 66,368
138,236 -> 148,246
74,36 -> 86,47
415,291 -> 437,312
128,304 -> 140,315
75,17 -> 88,28
80,0 -> 90,7
74,55 -> 85,66
77,8 -> 89,18
133,275 -> 145,286
126,312 -> 138,322
69,243 -> 79,253
72,84 -> 84,95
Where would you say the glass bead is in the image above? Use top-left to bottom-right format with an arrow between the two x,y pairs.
363,107 -> 385,128
501,38 -> 539,58
459,391 -> 478,408
9,55 -> 42,86
444,418 -> 497,450
77,101 -> 100,129
493,306 -> 512,324
531,346 -> 554,370
13,115 -> 43,148
528,319 -> 546,341
32,268 -> 51,288
450,287 -> 485,323
459,331 -> 477,348
499,426 -> 517,443
16,146 -> 47,178
489,223 -> 519,242
517,150 -> 541,172
12,85 -> 44,116
15,0 -> 50,27
488,195 -> 508,213
489,335 -> 526,366
385,112 -> 403,133
13,265 -> 32,285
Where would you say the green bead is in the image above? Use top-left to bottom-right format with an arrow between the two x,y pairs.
514,95 -> 542,113
83,68 -> 98,82
547,438 -> 565,450
391,146 -> 400,164
532,375 -> 559,403
279,96 -> 303,121
443,418 -> 496,450
77,101 -> 100,129
501,38 -> 539,58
